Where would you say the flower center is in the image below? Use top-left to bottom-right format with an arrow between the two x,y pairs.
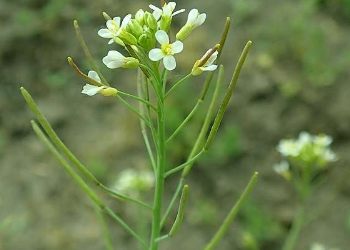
161,44 -> 173,55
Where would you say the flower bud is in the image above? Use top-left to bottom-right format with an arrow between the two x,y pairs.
127,19 -> 144,38
100,87 -> 118,97
144,12 -> 158,30
124,57 -> 140,69
135,9 -> 145,26
118,30 -> 138,45
176,24 -> 192,41
160,15 -> 172,32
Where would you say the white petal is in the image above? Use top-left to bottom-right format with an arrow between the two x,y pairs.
163,55 -> 176,71
152,10 -> 162,20
187,9 -> 199,23
205,51 -> 218,66
149,49 -> 164,61
98,29 -> 113,38
194,13 -> 206,27
201,65 -> 218,71
82,84 -> 103,96
149,4 -> 161,12
172,9 -> 185,17
121,14 -> 132,28
107,50 -> 125,60
171,41 -> 183,54
108,39 -> 114,44
155,30 -> 169,45
113,17 -> 121,27
87,71 -> 101,83
167,2 -> 177,10
163,4 -> 173,16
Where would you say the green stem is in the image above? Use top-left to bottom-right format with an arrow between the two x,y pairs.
281,202 -> 305,250
73,20 -> 109,86
165,74 -> 192,98
166,99 -> 203,144
21,87 -> 151,210
137,70 -> 157,172
118,91 -> 157,111
116,95 -> 152,128
160,178 -> 184,228
181,65 -> 224,178
202,172 -> 259,250
164,149 -> 206,178
31,120 -> 147,249
150,76 -> 166,250
94,205 -> 113,250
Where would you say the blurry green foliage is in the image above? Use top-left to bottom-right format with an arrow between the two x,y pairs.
43,71 -> 69,89
240,200 -> 284,250
0,131 -> 4,155
86,158 -> 109,180
189,200 -> 219,226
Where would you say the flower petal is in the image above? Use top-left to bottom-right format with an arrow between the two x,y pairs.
172,9 -> 185,17
98,29 -> 113,38
82,84 -> 103,96
171,41 -> 184,54
149,49 -> 164,61
107,50 -> 125,60
113,17 -> 121,27
152,10 -> 162,20
108,39 -> 114,44
201,65 -> 218,72
187,9 -> 199,23
149,4 -> 161,11
205,51 -> 218,66
155,30 -> 169,45
87,71 -> 101,83
163,55 -> 176,71
194,13 -> 206,27
121,14 -> 132,28
167,2 -> 177,10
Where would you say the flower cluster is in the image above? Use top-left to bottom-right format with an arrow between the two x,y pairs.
274,132 -> 337,180
113,169 -> 154,197
80,1 -> 218,96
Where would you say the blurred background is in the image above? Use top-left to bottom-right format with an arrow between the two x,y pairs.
0,0 -> 350,249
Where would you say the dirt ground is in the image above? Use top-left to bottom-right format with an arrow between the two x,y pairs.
0,0 -> 349,250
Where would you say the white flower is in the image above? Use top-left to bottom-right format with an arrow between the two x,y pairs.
149,30 -> 183,71
149,2 -> 185,20
323,149 -> 337,162
82,71 -> 105,96
277,139 -> 300,157
313,134 -> 333,148
176,9 -> 206,40
297,131 -> 313,149
186,9 -> 206,29
102,50 -> 139,69
98,14 -> 132,44
192,49 -> 218,75
310,243 -> 327,250
273,161 -> 289,174
114,169 -> 154,196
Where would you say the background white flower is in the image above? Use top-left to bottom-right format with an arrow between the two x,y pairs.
149,30 -> 183,71
277,139 -> 300,157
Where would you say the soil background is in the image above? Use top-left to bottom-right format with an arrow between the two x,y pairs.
0,0 -> 350,250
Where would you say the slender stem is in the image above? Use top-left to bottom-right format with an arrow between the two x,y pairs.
137,70 -> 157,172
160,178 -> 184,228
94,205 -> 113,250
181,65 -> 224,178
116,95 -> 152,128
31,121 -> 147,249
155,234 -> 169,243
166,99 -> 203,144
21,88 -> 151,210
281,202 -> 305,250
165,149 -> 206,178
73,20 -> 109,86
203,172 -> 259,250
162,69 -> 168,94
165,74 -> 192,98
150,75 -> 166,250
205,41 -> 252,151
118,91 -> 157,111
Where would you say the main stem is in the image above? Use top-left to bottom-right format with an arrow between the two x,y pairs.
150,76 -> 166,250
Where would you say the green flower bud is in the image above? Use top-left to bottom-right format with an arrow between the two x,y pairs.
135,9 -> 145,26
124,57 -> 139,69
160,15 -> 172,32
118,30 -> 137,45
127,19 -> 144,38
176,24 -> 193,41
100,87 -> 118,97
144,12 -> 157,31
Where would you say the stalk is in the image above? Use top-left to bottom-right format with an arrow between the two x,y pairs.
150,74 -> 166,250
